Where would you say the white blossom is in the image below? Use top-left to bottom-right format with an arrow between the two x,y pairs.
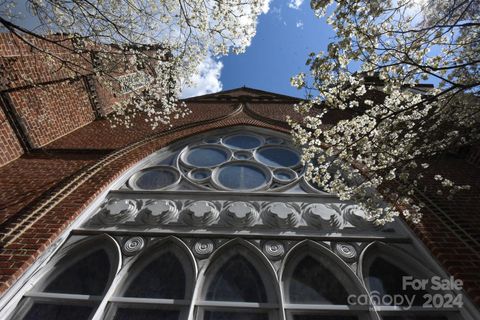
292,0 -> 478,224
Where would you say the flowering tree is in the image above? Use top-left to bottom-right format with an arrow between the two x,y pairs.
290,0 -> 479,224
0,0 -> 269,128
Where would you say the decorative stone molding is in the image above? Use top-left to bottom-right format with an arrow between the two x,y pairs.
262,240 -> 285,260
181,201 -> 219,226
142,200 -> 178,225
263,202 -> 299,227
123,237 -> 145,256
222,201 -> 258,227
303,203 -> 342,229
193,239 -> 215,258
333,242 -> 357,262
98,198 -> 140,224
87,196 -> 391,234
343,205 -> 377,229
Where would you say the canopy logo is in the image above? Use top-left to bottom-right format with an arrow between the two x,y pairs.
348,276 -> 464,309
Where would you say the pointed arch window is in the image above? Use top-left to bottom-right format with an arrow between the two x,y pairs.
196,244 -> 280,320
8,235 -> 119,320
362,243 -> 461,320
106,240 -> 195,320
282,242 -> 369,320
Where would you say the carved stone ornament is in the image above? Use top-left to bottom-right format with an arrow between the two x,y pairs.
334,243 -> 357,262
182,201 -> 219,226
343,205 -> 377,230
193,239 -> 215,258
263,202 -> 299,227
303,203 -> 342,229
263,241 -> 285,260
223,201 -> 259,227
98,198 -> 139,224
123,237 -> 145,256
142,199 -> 178,225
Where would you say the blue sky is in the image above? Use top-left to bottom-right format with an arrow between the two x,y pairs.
7,0 -> 440,99
219,0 -> 334,98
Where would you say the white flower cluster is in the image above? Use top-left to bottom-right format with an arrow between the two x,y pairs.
291,0 -> 479,224
1,0 -> 270,128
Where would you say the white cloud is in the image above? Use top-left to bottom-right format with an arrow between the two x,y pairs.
288,0 -> 304,10
296,20 -> 304,29
181,0 -> 271,98
181,55 -> 223,98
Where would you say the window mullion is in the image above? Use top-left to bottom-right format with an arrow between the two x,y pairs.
197,300 -> 279,309
110,296 -> 191,306
24,291 -> 103,303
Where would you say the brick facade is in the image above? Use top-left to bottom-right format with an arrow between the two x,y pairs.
0,32 -> 128,165
0,100 -> 24,166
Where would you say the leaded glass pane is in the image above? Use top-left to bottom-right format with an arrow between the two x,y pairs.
217,163 -> 268,190
44,249 -> 111,295
206,254 -> 267,302
20,303 -> 94,320
289,256 -> 349,304
112,308 -> 181,320
382,316 -> 448,320
134,168 -> 178,190
223,135 -> 262,149
293,316 -> 357,320
256,147 -> 300,167
204,311 -> 268,320
186,147 -> 229,167
123,251 -> 186,299
367,257 -> 427,306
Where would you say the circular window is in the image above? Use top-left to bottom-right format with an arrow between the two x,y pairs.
265,137 -> 284,144
129,166 -> 180,190
182,145 -> 230,167
223,134 -> 262,149
214,162 -> 271,191
188,168 -> 212,182
255,146 -> 301,168
273,168 -> 297,182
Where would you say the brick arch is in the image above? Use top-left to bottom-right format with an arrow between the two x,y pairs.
0,113 -> 289,294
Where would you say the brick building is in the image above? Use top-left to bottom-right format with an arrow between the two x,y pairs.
0,32 -> 480,320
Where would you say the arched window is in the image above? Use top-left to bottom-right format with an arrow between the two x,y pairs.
8,235 -> 119,320
361,242 -> 458,320
196,241 -> 280,320
282,241 -> 369,320
105,238 -> 195,320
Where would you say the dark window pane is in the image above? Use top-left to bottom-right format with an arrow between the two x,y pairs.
134,168 -> 178,190
206,254 -> 268,302
204,311 -> 268,320
224,135 -> 262,149
293,316 -> 357,320
382,316 -> 448,320
44,249 -> 111,295
367,257 -> 428,306
186,147 -> 229,167
217,163 -> 267,190
124,252 -> 186,299
289,256 -> 349,304
21,303 -> 94,320
256,147 -> 300,167
112,308 -> 180,320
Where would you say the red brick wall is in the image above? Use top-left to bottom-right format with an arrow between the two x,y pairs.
0,101 -> 24,166
0,32 -> 129,153
8,81 -> 95,147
